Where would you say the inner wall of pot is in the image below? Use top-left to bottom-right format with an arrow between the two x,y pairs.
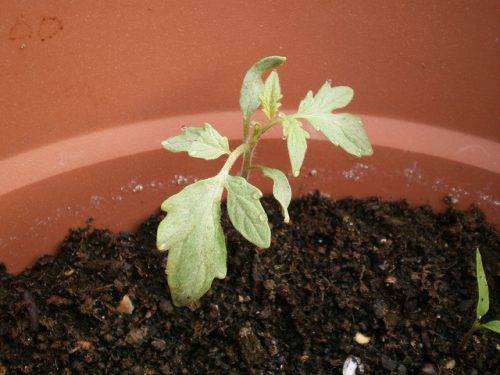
1,1 -> 499,273
0,113 -> 498,274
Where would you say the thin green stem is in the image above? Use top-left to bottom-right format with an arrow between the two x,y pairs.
260,116 -> 283,136
219,143 -> 250,176
242,118 -> 250,144
459,320 -> 481,352
240,116 -> 283,178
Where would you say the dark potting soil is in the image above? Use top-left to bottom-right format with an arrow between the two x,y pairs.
0,194 -> 499,374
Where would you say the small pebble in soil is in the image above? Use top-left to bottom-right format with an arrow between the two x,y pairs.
384,275 -> 397,284
342,355 -> 364,375
354,332 -> 371,345
445,359 -> 456,370
420,363 -> 438,375
116,294 -> 134,314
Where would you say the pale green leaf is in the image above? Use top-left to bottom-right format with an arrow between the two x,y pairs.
260,71 -> 282,119
313,113 -> 373,157
240,56 -> 286,121
157,177 -> 226,306
161,123 -> 230,160
282,117 -> 309,177
225,176 -> 271,248
481,320 -> 500,334
298,82 -> 353,113
296,82 -> 372,157
476,249 -> 489,319
260,166 -> 291,223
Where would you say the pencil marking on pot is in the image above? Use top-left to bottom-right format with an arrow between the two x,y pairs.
38,17 -> 63,42
9,16 -> 32,40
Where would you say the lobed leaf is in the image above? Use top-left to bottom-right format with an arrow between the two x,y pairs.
157,177 -> 226,306
161,123 -> 230,160
282,117 -> 309,177
260,166 -> 291,223
298,82 -> 353,113
481,320 -> 500,334
260,70 -> 282,119
476,249 -> 489,319
225,176 -> 271,248
315,113 -> 372,157
240,56 -> 286,122
296,82 -> 372,157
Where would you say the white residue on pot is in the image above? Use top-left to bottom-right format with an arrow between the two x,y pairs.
430,178 -> 500,208
121,180 -> 145,193
342,163 -> 370,181
90,195 -> 105,206
477,190 -> 500,205
121,179 -> 171,193
132,184 -> 143,193
170,174 -> 198,186
403,161 -> 423,185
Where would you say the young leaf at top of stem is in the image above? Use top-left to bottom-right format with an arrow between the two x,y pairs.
282,117 -> 309,177
476,248 -> 489,319
481,320 -> 500,334
157,177 -> 227,306
225,176 -> 271,249
161,123 -> 230,160
260,70 -> 282,119
296,82 -> 372,157
260,166 -> 291,223
240,56 -> 286,122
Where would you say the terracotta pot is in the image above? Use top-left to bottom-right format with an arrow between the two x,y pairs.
1,1 -> 498,274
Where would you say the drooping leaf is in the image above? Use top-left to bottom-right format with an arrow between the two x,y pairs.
481,320 -> 500,334
161,123 -> 230,160
282,117 -> 309,177
315,114 -> 373,157
260,71 -> 282,119
240,56 -> 286,121
296,82 -> 372,157
157,177 -> 227,306
260,166 -> 291,223
225,176 -> 271,248
476,249 -> 489,319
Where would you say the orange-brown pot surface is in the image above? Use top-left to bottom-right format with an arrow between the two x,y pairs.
0,1 -> 499,273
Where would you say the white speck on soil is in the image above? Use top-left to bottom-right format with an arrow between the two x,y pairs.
354,332 -> 371,345
343,355 -> 364,375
